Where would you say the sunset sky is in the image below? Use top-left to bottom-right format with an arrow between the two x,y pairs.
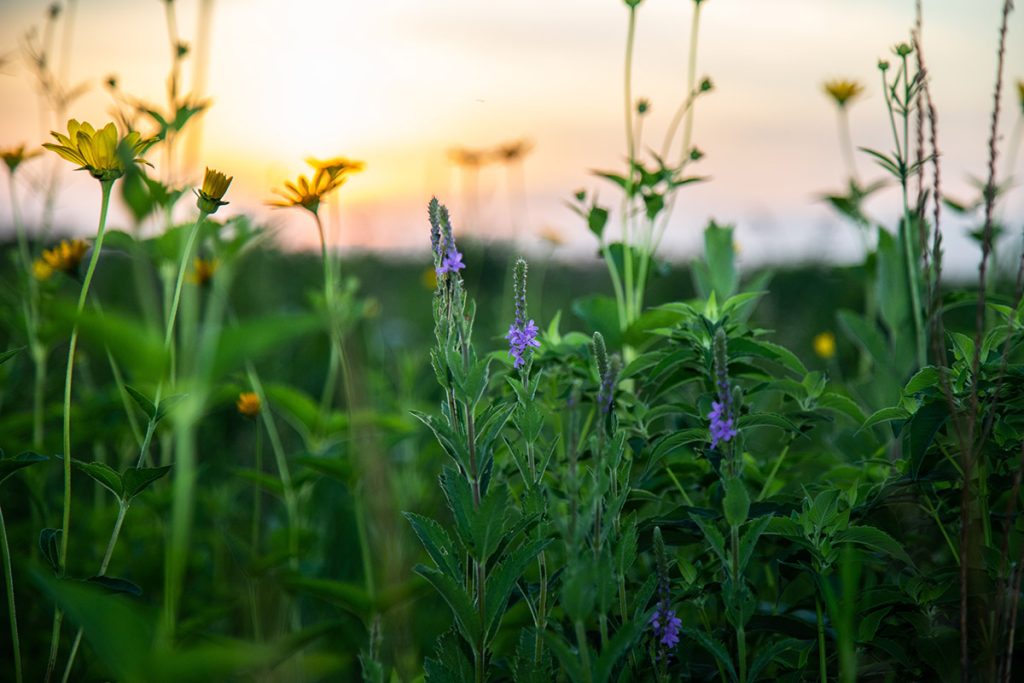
1,0 -> 1022,275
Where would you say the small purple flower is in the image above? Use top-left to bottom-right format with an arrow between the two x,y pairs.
708,399 -> 737,448
650,606 -> 682,649
708,328 -> 738,449
507,319 -> 540,369
436,248 -> 465,275
506,258 -> 540,369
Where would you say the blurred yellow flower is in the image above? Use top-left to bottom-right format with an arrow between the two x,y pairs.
421,267 -> 438,289
538,225 -> 566,247
813,331 -> 837,359
40,239 -> 89,277
268,168 -> 347,215
823,79 -> 864,108
306,156 -> 366,178
188,257 -> 218,286
33,259 -> 54,281
1,144 -> 42,174
195,167 -> 232,214
236,391 -> 261,418
42,119 -> 152,181
1017,79 -> 1024,114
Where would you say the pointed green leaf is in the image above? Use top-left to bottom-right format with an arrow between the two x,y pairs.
414,564 -> 481,646
0,451 -> 48,486
74,460 -> 123,499
122,465 -> 172,500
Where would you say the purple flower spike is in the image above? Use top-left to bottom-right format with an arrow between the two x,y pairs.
507,319 -> 540,369
708,399 -> 738,448
650,606 -> 682,649
436,248 -> 465,275
506,258 -> 540,370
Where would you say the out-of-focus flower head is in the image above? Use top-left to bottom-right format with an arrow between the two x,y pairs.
188,257 -> 218,287
43,119 -> 152,181
1,144 -> 42,174
194,167 -> 232,214
37,239 -> 89,279
823,79 -> 865,108
306,155 -> 365,179
236,391 -> 261,418
813,331 -> 837,359
268,168 -> 346,215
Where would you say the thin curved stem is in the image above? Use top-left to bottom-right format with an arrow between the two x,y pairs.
1,502 -> 23,683
47,178 -> 114,682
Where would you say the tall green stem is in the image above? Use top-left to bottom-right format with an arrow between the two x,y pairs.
1,502 -> 23,683
816,595 -> 828,682
900,54 -> 925,368
731,524 -> 747,683
61,501 -> 128,682
135,211 -> 208,468
9,172 -> 46,450
621,5 -> 638,327
46,178 -> 113,683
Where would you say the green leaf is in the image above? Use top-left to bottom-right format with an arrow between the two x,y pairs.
122,465 -> 172,500
86,575 -> 143,597
56,303 -> 167,381
404,512 -> 462,580
414,564 -> 481,646
748,637 -> 802,682
684,628 -> 738,683
440,467 -> 475,551
834,525 -> 915,567
0,451 -> 48,486
74,460 -> 123,498
0,347 -> 24,366
125,385 -> 157,420
723,476 -> 750,527
738,515 -> 772,574
33,572 -> 153,681
573,295 -> 622,350
588,206 -> 610,238
703,221 -> 738,301
543,632 -> 585,683
471,484 -> 508,563
691,515 -> 728,567
817,392 -> 867,423
594,618 -> 644,683
282,575 -> 372,618
875,229 -> 911,335
837,309 -> 890,370
860,406 -> 910,432
39,528 -> 62,573
738,412 -> 800,434
213,314 -> 323,379
484,537 -> 550,641
903,366 -> 940,395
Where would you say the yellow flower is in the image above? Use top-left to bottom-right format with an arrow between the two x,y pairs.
40,239 -> 89,277
1,144 -> 42,174
268,168 -> 347,214
421,267 -> 438,290
236,391 -> 261,418
42,119 -> 152,181
823,79 -> 864,108
33,259 -> 54,281
188,257 -> 218,286
813,331 -> 837,360
195,167 -> 232,215
538,225 -> 565,247
493,140 -> 533,163
306,156 -> 366,178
